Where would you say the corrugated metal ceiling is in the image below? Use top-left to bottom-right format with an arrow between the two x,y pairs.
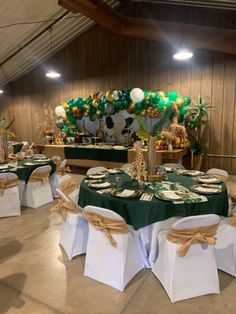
132,0 -> 236,10
0,0 -> 234,88
0,0 -> 119,87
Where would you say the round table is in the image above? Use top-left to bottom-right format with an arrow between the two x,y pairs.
0,159 -> 56,181
78,172 -> 229,230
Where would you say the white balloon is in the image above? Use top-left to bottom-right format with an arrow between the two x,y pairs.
130,88 -> 144,103
55,106 -> 65,117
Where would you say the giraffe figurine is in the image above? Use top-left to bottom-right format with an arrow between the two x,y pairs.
130,141 -> 147,182
168,103 -> 187,148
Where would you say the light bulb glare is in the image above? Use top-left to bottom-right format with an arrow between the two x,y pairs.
46,71 -> 61,78
0,89 -> 4,94
173,50 -> 193,60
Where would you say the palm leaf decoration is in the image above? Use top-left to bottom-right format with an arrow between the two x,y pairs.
0,118 -> 15,137
136,108 -> 175,139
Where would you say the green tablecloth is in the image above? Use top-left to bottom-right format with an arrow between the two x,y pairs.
0,159 -> 56,181
64,146 -> 128,162
78,172 -> 229,230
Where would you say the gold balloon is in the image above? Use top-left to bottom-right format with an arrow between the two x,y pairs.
106,89 -> 114,102
141,109 -> 146,116
176,97 -> 184,107
158,91 -> 165,98
63,103 -> 69,109
92,99 -> 98,107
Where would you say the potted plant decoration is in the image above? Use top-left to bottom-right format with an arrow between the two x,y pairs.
185,95 -> 211,170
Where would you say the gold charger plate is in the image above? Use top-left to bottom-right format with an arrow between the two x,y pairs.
111,189 -> 142,199
179,170 -> 205,176
195,175 -> 221,184
155,191 -> 183,201
190,184 -> 222,194
88,182 -> 112,189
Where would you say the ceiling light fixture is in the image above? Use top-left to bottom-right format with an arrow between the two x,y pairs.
0,89 -> 3,94
45,27 -> 61,79
46,71 -> 61,78
173,49 -> 193,61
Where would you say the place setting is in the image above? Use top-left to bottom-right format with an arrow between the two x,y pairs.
177,169 -> 205,177
190,184 -> 222,194
194,174 -> 222,184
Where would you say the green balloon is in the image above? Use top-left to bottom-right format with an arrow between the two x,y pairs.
151,93 -> 160,104
183,96 -> 191,106
167,91 -> 178,102
179,105 -> 188,115
158,98 -> 165,110
77,97 -> 84,109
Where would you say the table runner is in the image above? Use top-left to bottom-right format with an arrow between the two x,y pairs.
78,172 -> 228,230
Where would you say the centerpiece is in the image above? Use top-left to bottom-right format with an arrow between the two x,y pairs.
0,118 -> 14,163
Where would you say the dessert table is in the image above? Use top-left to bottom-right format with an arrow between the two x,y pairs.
44,144 -> 188,169
78,172 -> 228,230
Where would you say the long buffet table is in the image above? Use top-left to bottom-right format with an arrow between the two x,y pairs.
43,144 -> 188,168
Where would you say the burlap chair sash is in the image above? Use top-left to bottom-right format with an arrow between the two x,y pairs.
210,173 -> 228,183
56,166 -> 71,176
0,178 -> 19,196
228,214 -> 236,227
84,211 -> 129,247
50,198 -> 77,220
167,223 -> 219,257
29,170 -> 50,184
60,178 -> 78,195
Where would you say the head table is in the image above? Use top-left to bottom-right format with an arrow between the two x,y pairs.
78,172 -> 229,231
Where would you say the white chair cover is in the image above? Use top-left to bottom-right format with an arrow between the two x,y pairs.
138,217 -> 179,268
50,159 -> 70,198
206,168 -> 229,178
21,165 -> 53,208
215,217 -> 236,276
56,189 -> 88,260
83,205 -> 145,292
152,214 -> 220,302
0,173 -> 21,218
86,167 -> 107,175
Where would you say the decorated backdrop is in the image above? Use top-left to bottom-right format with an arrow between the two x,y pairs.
54,88 -> 191,139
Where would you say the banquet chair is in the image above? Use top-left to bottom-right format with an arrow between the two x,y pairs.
138,217 -> 180,268
83,205 -> 145,292
206,168 -> 229,181
161,163 -> 185,170
50,158 -> 71,198
215,216 -> 236,276
206,168 -> 233,214
55,189 -> 88,260
22,165 -> 53,208
152,214 -> 220,302
86,167 -> 107,175
0,173 -> 21,218
20,141 -> 29,152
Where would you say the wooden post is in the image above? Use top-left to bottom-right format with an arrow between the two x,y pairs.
147,136 -> 156,175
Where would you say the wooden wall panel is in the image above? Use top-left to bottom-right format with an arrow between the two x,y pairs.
0,24 -> 236,173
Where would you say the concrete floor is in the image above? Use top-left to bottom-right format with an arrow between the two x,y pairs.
1,175 -> 236,313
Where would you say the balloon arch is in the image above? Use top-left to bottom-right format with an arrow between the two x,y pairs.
55,88 -> 191,135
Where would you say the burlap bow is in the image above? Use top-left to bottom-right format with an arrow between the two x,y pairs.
29,170 -> 50,184
167,223 -> 219,256
60,178 -> 78,195
84,211 -> 129,247
0,178 -> 19,196
50,198 -> 77,220
228,213 -> 236,227
56,166 -> 71,176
